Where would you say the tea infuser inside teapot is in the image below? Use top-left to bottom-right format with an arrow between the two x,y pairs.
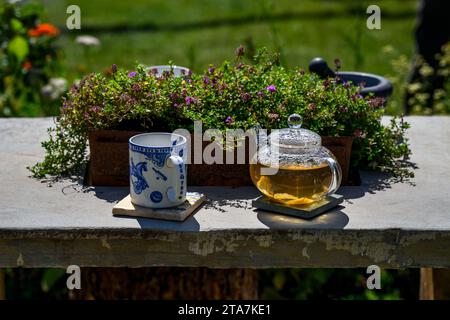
250,114 -> 342,207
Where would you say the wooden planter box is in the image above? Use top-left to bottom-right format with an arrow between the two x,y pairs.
321,136 -> 354,186
87,131 -> 353,186
87,130 -> 142,186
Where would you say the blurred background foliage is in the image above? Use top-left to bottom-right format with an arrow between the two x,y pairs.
0,0 -> 445,299
4,268 -> 419,300
3,0 -> 423,117
0,1 -> 65,116
3,0 -> 449,116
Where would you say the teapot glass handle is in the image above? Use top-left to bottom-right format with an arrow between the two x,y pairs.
325,157 -> 342,196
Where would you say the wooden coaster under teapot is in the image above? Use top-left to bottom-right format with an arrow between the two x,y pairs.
252,194 -> 343,220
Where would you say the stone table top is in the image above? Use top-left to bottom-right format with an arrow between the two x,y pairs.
0,117 -> 449,268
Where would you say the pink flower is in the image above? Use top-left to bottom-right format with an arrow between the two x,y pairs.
169,93 -> 179,101
218,83 -> 228,93
339,106 -> 349,113
185,96 -> 198,105
353,129 -> 365,138
351,93 -> 363,101
224,116 -> 233,124
266,85 -> 276,92
368,97 -> 385,109
241,93 -> 251,101
235,45 -> 245,57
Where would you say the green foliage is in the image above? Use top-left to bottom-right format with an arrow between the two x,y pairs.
407,43 -> 450,114
0,1 -> 65,116
28,124 -> 87,178
42,0 -> 416,94
29,48 -> 413,179
384,42 -> 450,115
7,35 -> 29,61
3,267 -> 417,300
259,268 -> 418,300
41,269 -> 66,293
4,268 -> 68,300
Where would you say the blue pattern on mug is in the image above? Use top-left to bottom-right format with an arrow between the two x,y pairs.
130,144 -> 170,168
129,133 -> 187,208
130,158 -> 149,194
152,167 -> 168,181
150,191 -> 163,203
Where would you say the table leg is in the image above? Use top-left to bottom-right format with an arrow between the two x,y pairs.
70,267 -> 258,300
420,268 -> 434,299
420,268 -> 450,300
0,269 -> 5,300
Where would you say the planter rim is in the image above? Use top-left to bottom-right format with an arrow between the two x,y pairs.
88,129 -> 355,136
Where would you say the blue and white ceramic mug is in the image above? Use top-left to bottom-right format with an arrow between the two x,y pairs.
129,132 -> 187,208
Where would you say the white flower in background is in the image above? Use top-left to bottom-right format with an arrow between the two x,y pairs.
419,64 -> 434,77
407,83 -> 422,94
75,35 -> 101,46
49,78 -> 67,91
41,78 -> 67,101
382,45 -> 394,54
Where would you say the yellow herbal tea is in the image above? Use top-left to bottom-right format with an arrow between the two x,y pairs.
250,162 -> 332,205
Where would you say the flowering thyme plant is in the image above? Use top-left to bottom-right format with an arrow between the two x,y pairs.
29,48 -> 412,179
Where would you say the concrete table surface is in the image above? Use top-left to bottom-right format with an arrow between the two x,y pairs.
0,117 -> 449,268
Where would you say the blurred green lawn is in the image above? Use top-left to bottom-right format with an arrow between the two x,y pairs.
40,0 -> 417,114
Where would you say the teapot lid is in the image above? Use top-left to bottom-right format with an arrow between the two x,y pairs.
269,114 -> 321,149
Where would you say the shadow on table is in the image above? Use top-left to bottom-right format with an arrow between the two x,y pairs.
57,180 -> 130,203
112,214 -> 202,231
84,186 -> 129,203
339,169 -> 417,201
256,205 -> 349,229
188,186 -> 261,213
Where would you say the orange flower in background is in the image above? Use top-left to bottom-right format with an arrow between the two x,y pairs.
28,23 -> 60,38
22,61 -> 32,71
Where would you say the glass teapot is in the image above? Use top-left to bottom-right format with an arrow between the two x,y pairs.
250,114 -> 342,206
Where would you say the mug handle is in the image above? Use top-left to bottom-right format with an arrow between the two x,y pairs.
165,155 -> 185,203
325,157 -> 342,196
